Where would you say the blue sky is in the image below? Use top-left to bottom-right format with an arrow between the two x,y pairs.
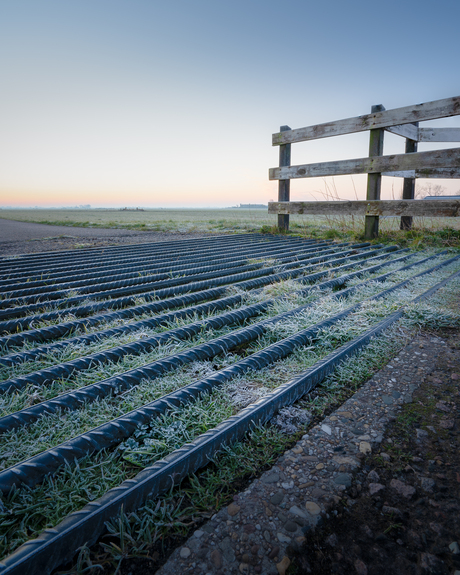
1,0 -> 459,207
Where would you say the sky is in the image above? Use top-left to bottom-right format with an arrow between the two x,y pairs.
1,0 -> 459,208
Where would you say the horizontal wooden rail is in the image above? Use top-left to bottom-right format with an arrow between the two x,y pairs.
419,127 -> 460,142
382,168 -> 460,179
268,200 -> 460,218
272,95 -> 460,145
269,148 -> 460,180
385,126 -> 460,142
385,124 -> 419,140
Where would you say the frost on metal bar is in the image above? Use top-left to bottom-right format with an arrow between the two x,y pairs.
1,268 -> 459,575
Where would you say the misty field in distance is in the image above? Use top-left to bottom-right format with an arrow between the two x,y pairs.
0,208 -> 459,236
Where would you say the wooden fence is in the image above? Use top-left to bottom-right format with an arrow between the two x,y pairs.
268,96 -> 460,239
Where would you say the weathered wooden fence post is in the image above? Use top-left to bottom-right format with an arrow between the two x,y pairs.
365,105 -> 385,240
400,122 -> 419,230
278,125 -> 291,232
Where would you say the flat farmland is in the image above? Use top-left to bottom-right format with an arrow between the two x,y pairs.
1,208 -> 459,237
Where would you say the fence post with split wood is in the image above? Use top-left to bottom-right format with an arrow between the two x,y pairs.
268,96 -> 460,239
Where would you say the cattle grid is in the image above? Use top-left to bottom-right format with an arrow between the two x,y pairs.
0,233 -> 459,574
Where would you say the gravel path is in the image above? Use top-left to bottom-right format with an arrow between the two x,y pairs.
0,218 -> 212,256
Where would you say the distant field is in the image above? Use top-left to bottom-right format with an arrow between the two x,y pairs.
0,208 -> 277,233
1,208 -> 459,237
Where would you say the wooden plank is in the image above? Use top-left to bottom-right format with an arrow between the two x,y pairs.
419,128 -> 460,142
365,104 -> 385,239
272,95 -> 460,145
385,123 -> 419,140
278,125 -> 291,232
383,168 -> 460,178
401,126 -> 418,230
382,170 -> 416,178
269,201 -> 368,216
268,200 -> 460,217
269,147 -> 460,180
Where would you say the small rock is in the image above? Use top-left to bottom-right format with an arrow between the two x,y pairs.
305,501 -> 321,515
227,503 -> 241,517
210,549 -> 223,568
284,520 -> 298,533
333,455 -> 360,468
277,533 -> 292,543
367,470 -> 380,482
262,472 -> 280,484
271,492 -> 284,506
382,505 -> 403,517
416,428 -> 429,440
420,477 -> 435,492
354,558 -> 368,575
180,547 -> 191,559
333,473 -> 352,487
390,479 -> 416,499
312,487 -> 327,498
429,522 -> 442,534
435,401 -> 450,412
449,542 -> 460,555
276,556 -> 291,575
359,441 -> 372,454
439,418 -> 454,429
321,424 -> 332,435
419,552 -> 445,572
268,545 -> 280,559
290,505 -> 308,519
369,483 -> 385,495
239,563 -> 249,573
326,533 -> 338,547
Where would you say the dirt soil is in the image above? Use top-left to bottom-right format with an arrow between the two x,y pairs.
291,328 -> 460,575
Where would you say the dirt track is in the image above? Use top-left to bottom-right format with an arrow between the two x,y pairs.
0,218 -> 212,256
